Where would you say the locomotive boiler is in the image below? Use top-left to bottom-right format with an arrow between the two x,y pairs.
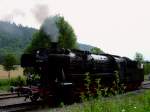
21,43 -> 144,102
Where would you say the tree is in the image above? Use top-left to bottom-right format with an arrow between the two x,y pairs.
3,54 -> 17,79
144,61 -> 150,75
56,16 -> 77,49
134,52 -> 144,63
25,30 -> 51,53
91,47 -> 102,54
25,15 -> 77,53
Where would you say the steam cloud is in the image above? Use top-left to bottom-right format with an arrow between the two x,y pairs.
31,4 -> 50,23
41,16 -> 59,42
32,4 -> 59,42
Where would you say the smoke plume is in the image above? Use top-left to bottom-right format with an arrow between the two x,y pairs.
41,16 -> 59,42
31,4 -> 50,23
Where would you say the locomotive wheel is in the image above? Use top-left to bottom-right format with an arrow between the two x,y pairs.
30,93 -> 40,102
55,84 -> 74,105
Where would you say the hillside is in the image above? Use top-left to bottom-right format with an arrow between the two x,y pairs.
0,21 -> 102,64
0,21 -> 37,63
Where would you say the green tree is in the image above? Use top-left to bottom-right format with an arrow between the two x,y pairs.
144,61 -> 150,75
25,15 -> 77,53
3,54 -> 17,79
25,30 -> 51,53
134,52 -> 144,63
56,16 -> 77,49
91,47 -> 102,54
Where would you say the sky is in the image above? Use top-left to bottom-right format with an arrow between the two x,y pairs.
0,0 -> 150,60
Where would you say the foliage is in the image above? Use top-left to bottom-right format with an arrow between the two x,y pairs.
0,85 -> 10,92
10,76 -> 26,86
25,15 -> 77,53
56,16 -> 77,49
2,54 -> 17,79
0,21 -> 36,64
79,71 -> 124,102
90,47 -> 102,54
144,62 -> 150,75
134,52 -> 144,63
25,30 -> 51,53
50,90 -> 150,112
3,54 -> 17,71
0,78 -> 9,86
0,78 -> 11,92
0,76 -> 26,92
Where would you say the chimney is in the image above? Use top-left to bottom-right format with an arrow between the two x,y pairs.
51,42 -> 58,50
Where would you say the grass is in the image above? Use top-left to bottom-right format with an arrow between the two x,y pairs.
0,85 -> 10,92
50,90 -> 150,112
0,76 -> 26,92
0,65 -> 3,70
0,78 -> 10,92
144,74 -> 150,81
0,65 -> 24,92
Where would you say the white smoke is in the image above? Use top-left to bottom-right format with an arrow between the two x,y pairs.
31,4 -> 49,24
41,16 -> 59,42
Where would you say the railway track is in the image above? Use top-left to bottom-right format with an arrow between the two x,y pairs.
0,93 -> 20,100
0,101 -> 43,112
0,93 -> 51,112
141,81 -> 150,89
0,93 -> 15,96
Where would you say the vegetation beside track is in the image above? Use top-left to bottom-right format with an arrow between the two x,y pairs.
49,90 -> 150,112
0,76 -> 26,92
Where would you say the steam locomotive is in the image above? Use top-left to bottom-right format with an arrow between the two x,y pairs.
21,43 -> 144,103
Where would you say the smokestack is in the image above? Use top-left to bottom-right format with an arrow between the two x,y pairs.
51,42 -> 58,49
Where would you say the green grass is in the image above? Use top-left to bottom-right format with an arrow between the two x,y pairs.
0,79 -> 9,86
0,65 -> 3,70
0,85 -> 10,92
0,76 -> 26,92
0,78 -> 10,92
50,90 -> 150,112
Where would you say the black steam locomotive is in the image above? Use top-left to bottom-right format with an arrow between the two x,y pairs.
21,43 -> 144,102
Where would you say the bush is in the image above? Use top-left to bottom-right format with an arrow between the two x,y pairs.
50,90 -> 150,112
0,79 -> 9,86
0,76 -> 26,88
144,62 -> 150,75
10,76 -> 26,86
0,76 -> 26,92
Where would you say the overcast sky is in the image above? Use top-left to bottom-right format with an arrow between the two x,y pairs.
0,0 -> 150,60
